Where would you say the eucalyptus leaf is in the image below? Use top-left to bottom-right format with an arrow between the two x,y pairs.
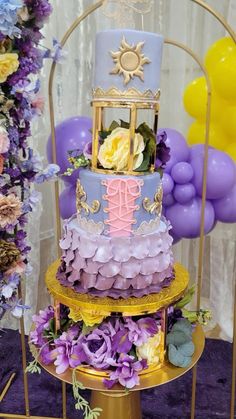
171,318 -> 192,337
178,341 -> 195,357
168,344 -> 192,368
166,330 -> 191,346
98,130 -> 112,140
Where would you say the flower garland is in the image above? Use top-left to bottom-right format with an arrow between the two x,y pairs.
0,0 -> 59,320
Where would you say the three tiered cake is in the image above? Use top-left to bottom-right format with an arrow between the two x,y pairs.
57,29 -> 174,299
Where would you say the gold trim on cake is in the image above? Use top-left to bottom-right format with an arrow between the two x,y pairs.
110,36 -> 151,85
76,180 -> 100,215
92,86 -> 160,102
143,185 -> 163,216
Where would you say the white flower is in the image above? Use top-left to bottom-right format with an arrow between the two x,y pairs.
136,331 -> 164,365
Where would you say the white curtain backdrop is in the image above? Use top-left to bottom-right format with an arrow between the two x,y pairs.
2,0 -> 235,339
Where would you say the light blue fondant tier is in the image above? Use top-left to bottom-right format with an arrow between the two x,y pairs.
78,168 -> 161,235
94,29 -> 163,95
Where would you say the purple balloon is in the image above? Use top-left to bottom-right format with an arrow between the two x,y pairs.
163,193 -> 175,207
191,149 -> 236,200
171,162 -> 194,184
162,173 -> 174,195
213,185 -> 236,223
47,116 -> 92,184
166,197 -> 215,239
158,128 -> 190,172
173,183 -> 196,204
59,186 -> 76,219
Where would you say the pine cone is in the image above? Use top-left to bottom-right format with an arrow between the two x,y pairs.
0,240 -> 20,272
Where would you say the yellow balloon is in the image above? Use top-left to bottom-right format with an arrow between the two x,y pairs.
220,105 -> 236,138
211,50 -> 236,102
187,121 -> 205,145
183,77 -> 207,119
183,77 -> 223,121
187,121 -> 228,150
225,143 -> 236,162
205,37 -> 235,72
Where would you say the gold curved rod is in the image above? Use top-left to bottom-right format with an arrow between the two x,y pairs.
48,0 -> 105,253
164,38 -> 211,313
191,0 -> 236,43
164,38 -> 211,419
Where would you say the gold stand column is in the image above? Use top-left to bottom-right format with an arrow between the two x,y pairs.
90,390 -> 142,419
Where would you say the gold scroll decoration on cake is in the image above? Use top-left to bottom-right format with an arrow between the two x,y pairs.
110,36 -> 151,85
143,185 -> 163,216
76,180 -> 100,215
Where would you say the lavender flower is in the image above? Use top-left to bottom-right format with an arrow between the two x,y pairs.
30,306 -> 54,346
44,38 -> 67,63
104,354 -> 147,389
35,164 -> 60,184
83,141 -> 92,160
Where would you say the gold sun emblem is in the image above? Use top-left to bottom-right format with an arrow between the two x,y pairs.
110,36 -> 151,85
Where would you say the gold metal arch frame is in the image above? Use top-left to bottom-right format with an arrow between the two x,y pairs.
0,1 -> 235,419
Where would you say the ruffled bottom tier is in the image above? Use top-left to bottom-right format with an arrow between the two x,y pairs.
57,216 -> 174,299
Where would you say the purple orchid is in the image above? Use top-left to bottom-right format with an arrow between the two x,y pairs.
104,354 -> 147,389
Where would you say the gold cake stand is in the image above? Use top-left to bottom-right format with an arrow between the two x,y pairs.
33,325 -> 205,419
40,261 -> 205,418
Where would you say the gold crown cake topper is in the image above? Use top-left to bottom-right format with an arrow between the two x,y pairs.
110,36 -> 151,85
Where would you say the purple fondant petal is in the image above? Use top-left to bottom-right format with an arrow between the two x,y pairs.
95,274 -> 115,290
68,269 -> 79,283
99,261 -> 121,277
111,237 -> 131,262
140,257 -> 159,275
71,251 -> 86,271
120,257 -> 141,278
93,240 -> 113,263
60,229 -> 72,250
85,260 -> 103,274
80,272 -> 97,289
71,230 -> 80,251
148,236 -> 163,257
131,236 -> 150,259
79,236 -> 97,258
64,250 -> 75,265
113,275 -> 131,290
131,274 -> 152,289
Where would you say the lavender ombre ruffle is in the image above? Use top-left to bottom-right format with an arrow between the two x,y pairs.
57,216 -> 174,299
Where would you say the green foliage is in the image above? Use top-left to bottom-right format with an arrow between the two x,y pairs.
72,369 -> 102,419
25,359 -> 41,374
167,318 -> 195,368
175,286 -> 195,309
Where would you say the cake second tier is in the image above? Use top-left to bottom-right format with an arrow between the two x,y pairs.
76,168 -> 163,237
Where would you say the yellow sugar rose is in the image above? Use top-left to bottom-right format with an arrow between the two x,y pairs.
98,127 -> 145,171
0,53 -> 19,83
136,331 -> 164,366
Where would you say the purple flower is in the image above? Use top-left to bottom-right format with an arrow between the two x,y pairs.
30,306 -> 54,346
156,129 -> 171,169
34,164 -> 60,184
112,317 -> 158,352
104,354 -> 147,389
52,326 -> 86,374
82,323 -> 116,370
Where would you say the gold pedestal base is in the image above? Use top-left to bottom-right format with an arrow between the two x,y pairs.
91,390 -> 141,419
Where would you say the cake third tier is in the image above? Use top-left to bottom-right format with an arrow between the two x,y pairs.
57,168 -> 174,299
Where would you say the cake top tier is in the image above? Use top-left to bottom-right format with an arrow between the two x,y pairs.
93,29 -> 163,102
